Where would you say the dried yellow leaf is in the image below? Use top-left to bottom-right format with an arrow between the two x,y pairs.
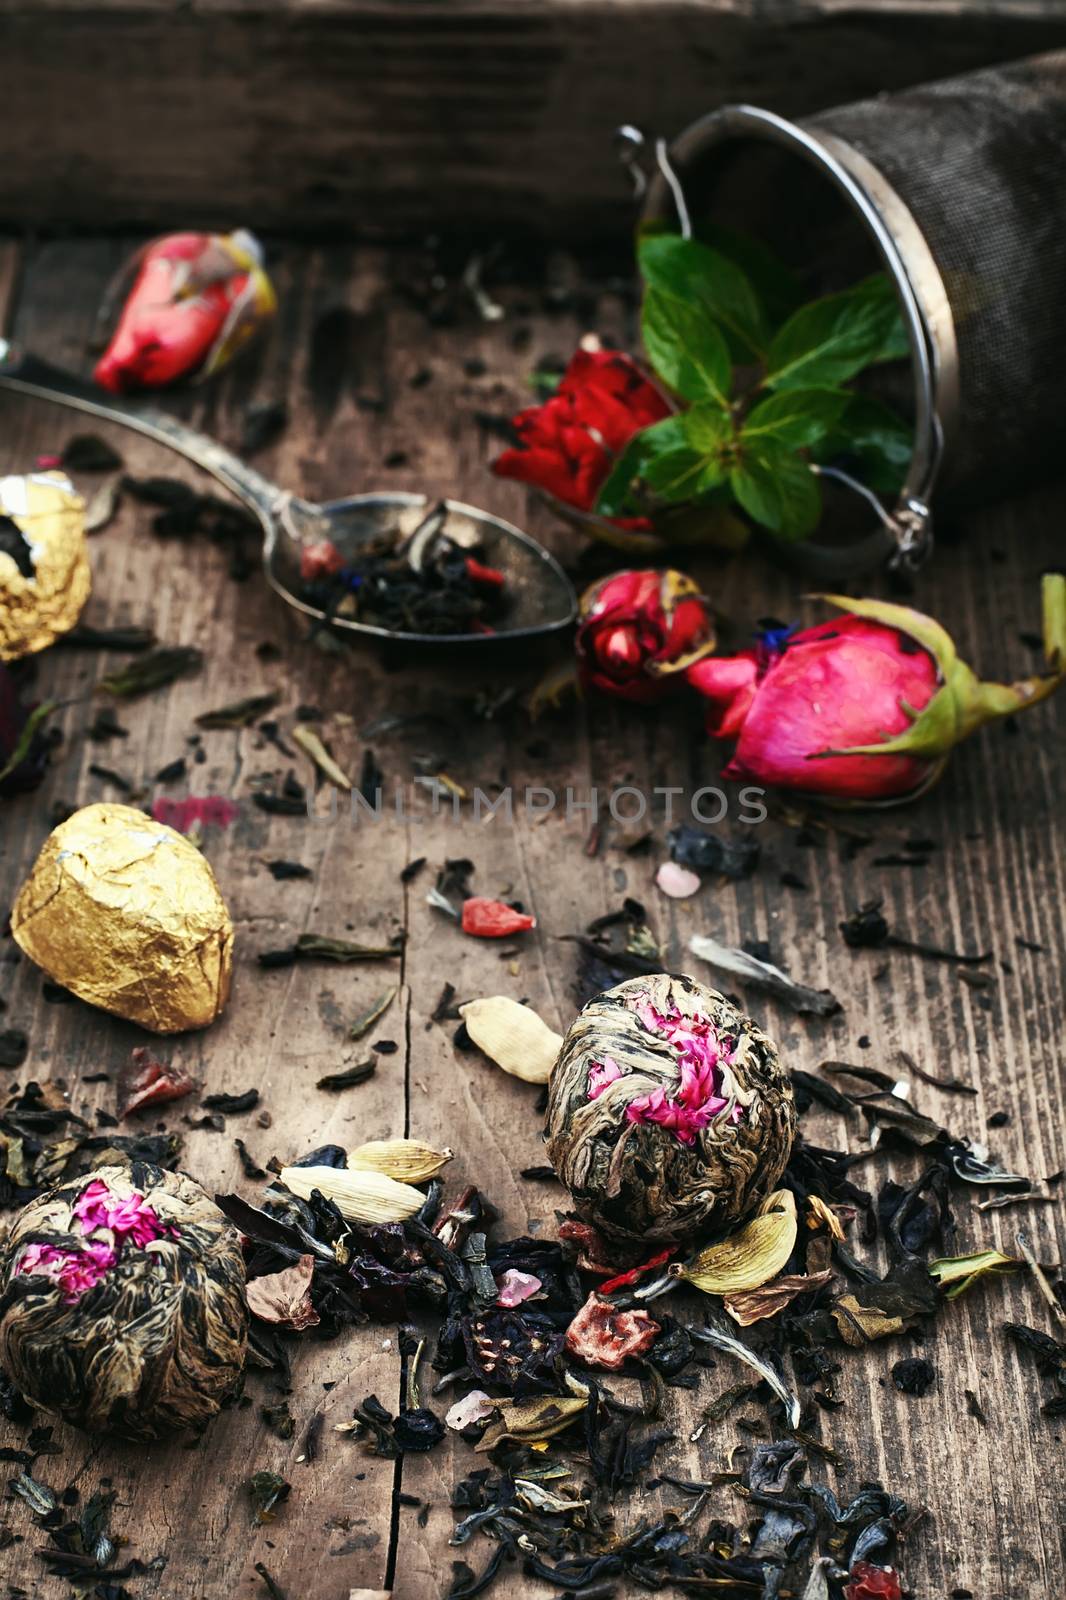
347,1138 -> 453,1183
676,1190 -> 798,1296
292,726 -> 351,791
475,1394 -> 587,1452
806,1194 -> 846,1240
458,996 -> 563,1084
278,1164 -> 423,1223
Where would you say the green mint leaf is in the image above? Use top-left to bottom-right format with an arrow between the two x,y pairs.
594,415 -> 688,517
699,223 -> 804,329
681,404 -> 734,454
730,443 -> 821,541
764,276 -> 906,392
642,289 -> 732,408
741,388 -> 848,451
639,232 -> 769,364
813,394 -> 913,494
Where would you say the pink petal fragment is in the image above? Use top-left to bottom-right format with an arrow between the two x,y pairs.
495,1269 -> 543,1307
586,1057 -> 623,1100
655,860 -> 701,899
445,1390 -> 495,1432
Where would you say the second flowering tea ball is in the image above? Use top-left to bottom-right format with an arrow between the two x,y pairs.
11,802 -> 233,1032
545,973 -> 794,1244
0,1164 -> 248,1440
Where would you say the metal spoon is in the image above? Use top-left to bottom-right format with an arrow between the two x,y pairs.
0,342 -> 578,646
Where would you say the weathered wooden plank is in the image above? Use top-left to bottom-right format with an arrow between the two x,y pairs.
0,236 -> 1063,1600
3,2 -> 1066,236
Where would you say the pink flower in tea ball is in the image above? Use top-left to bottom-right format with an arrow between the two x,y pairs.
622,997 -> 740,1144
72,1178 -> 170,1246
17,1239 -> 118,1302
587,1058 -> 623,1100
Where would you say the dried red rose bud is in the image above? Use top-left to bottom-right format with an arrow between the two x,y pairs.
461,898 -> 536,938
94,230 -> 276,393
464,556 -> 506,588
564,1292 -> 661,1371
491,347 -> 670,528
687,577 -> 1066,804
577,568 -> 716,705
844,1562 -> 903,1600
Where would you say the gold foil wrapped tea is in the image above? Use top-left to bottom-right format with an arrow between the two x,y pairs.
0,471 -> 90,660
11,802 -> 233,1033
0,1164 -> 248,1440
545,974 -> 795,1244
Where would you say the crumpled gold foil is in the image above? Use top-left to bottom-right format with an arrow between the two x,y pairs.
11,803 -> 233,1033
0,472 -> 91,660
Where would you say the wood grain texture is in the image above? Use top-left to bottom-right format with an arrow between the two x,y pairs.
0,236 -> 1062,1600
4,3 -> 1066,236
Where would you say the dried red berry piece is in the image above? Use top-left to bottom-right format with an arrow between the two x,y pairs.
844,1562 -> 903,1600
464,556 -> 506,589
564,1293 -> 661,1371
460,897 -> 536,938
119,1047 -> 199,1118
300,539 -> 345,582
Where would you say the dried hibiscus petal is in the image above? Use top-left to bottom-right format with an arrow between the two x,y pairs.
844,1562 -> 903,1600
460,897 -> 536,938
564,1293 -> 660,1371
119,1047 -> 199,1118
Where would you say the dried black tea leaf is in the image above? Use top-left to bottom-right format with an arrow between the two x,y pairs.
246,1470 -> 291,1524
316,1060 -> 377,1092
202,1089 -> 260,1115
266,860 -> 311,881
98,647 -> 204,699
196,692 -> 282,730
0,1029 -> 28,1069
61,435 -> 123,473
668,825 -> 760,878
689,933 -> 841,1017
240,400 -> 288,457
0,1164 -> 247,1439
891,1356 -> 935,1396
260,1400 -> 295,1439
61,623 -> 155,652
546,974 -> 795,1243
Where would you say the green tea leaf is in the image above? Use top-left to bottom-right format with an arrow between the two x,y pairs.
0,699 -> 55,786
813,394 -> 913,494
741,388 -> 847,451
641,289 -> 731,407
639,232 -> 769,363
730,443 -> 821,541
929,1249 -> 1020,1300
765,276 -> 906,392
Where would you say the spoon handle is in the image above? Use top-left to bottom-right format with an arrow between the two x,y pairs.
0,341 -> 287,531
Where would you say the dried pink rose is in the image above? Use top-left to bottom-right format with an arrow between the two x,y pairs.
564,1293 -> 661,1371
495,1269 -> 543,1307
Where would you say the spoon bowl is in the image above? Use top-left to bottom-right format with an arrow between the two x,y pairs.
0,343 -> 578,646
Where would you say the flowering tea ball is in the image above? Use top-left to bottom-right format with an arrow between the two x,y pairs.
11,802 -> 233,1033
545,974 -> 795,1244
0,1165 -> 248,1440
0,471 -> 90,660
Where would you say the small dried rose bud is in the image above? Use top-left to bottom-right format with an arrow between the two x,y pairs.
577,569 -> 716,705
94,230 -> 276,393
564,1292 -> 660,1371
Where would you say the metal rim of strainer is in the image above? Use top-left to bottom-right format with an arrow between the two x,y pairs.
641,104 -> 961,577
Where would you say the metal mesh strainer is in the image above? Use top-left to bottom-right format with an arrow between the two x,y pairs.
642,51 -> 1066,575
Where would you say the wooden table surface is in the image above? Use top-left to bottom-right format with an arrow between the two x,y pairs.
0,236 -> 1063,1600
